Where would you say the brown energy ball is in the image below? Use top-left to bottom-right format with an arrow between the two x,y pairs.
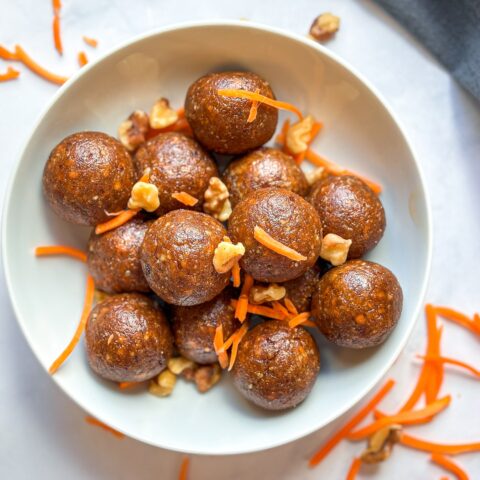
185,71 -> 278,154
232,321 -> 320,410
228,188 -> 322,283
140,210 -> 230,306
282,264 -> 323,313
311,260 -> 403,349
308,175 -> 386,259
43,131 -> 135,226
171,289 -> 239,364
222,147 -> 309,207
134,132 -> 218,215
87,216 -> 152,294
85,293 -> 173,382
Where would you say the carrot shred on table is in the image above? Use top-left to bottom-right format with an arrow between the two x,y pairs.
52,13 -> 63,55
178,456 -> 189,480
284,297 -> 298,316
425,306 -> 443,404
254,225 -> 307,261
78,51 -> 88,67
82,36 -> 98,48
247,89 -> 260,123
230,299 -> 287,320
95,209 -> 139,235
435,306 -> 480,335
214,325 -> 229,369
232,261 -> 241,287
431,453 -> 469,480
217,89 -> 303,120
49,274 -> 95,374
309,378 -> 395,467
305,149 -> 382,195
0,44 -> 18,60
172,191 -> 198,207
348,395 -> 451,441
234,273 -> 254,322
346,457 -> 362,480
228,322 -> 249,371
400,433 -> 480,455
35,245 -> 87,263
0,66 -> 20,82
418,355 -> 480,378
85,416 -> 125,439
288,312 -> 312,328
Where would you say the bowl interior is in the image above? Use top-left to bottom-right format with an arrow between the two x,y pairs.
2,22 -> 430,455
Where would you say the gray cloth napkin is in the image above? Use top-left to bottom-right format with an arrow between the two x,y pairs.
374,0 -> 480,102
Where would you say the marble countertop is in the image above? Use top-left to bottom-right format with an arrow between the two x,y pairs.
1,0 -> 479,478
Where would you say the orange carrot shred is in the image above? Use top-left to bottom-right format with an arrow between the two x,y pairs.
302,319 -> 317,328
172,191 -> 198,207
348,395 -> 451,441
218,89 -> 303,120
231,261 -> 241,287
178,456 -> 189,480
118,381 -> 141,389
284,298 -> 298,316
400,433 -> 480,456
95,209 -> 139,235
230,299 -> 287,320
309,378 -> 395,467
85,416 -> 125,439
425,306 -> 443,404
419,355 -> 480,378
82,36 -> 98,48
214,325 -> 229,369
78,51 -> 88,67
0,66 -> 20,82
35,245 -> 87,263
254,225 -> 307,261
234,274 -> 254,322
52,0 -> 61,12
346,457 -> 362,480
275,119 -> 290,146
431,453 -> 469,480
228,322 -> 249,371
247,89 -> 260,123
288,312 -> 311,328
0,44 -> 18,60
272,301 -> 290,318
49,275 -> 95,374
435,306 -> 480,335
53,13 -> 63,55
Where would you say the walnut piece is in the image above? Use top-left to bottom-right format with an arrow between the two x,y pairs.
149,98 -> 178,129
306,167 -> 327,186
127,181 -> 160,212
148,369 -> 177,397
118,110 -> 149,152
213,239 -> 245,273
249,284 -> 286,304
309,13 -> 340,42
168,356 -> 195,375
194,364 -> 221,393
320,233 -> 352,266
286,115 -> 315,154
360,424 -> 402,464
203,177 -> 232,221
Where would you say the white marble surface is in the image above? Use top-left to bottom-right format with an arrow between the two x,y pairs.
1,0 -> 479,478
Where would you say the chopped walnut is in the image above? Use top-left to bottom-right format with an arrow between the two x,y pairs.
213,240 -> 245,273
148,369 -> 177,397
309,13 -> 340,42
180,366 -> 197,382
306,167 -> 327,186
127,181 -> 160,212
249,284 -> 286,304
149,98 -> 178,129
203,177 -> 232,222
118,110 -> 149,152
194,364 -> 221,393
320,233 -> 352,266
361,424 -> 402,464
168,356 -> 195,375
286,115 -> 315,154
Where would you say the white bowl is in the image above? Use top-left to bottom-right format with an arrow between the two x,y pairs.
2,20 -> 431,455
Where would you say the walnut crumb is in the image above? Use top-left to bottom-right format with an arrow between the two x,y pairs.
213,239 -> 245,273
118,110 -> 149,151
306,167 -> 327,186
309,13 -> 340,42
127,181 -> 160,212
194,364 -> 221,393
249,284 -> 286,304
149,98 -> 178,129
203,177 -> 232,221
320,233 -> 352,266
148,369 -> 177,397
168,356 -> 195,375
286,115 -> 315,154
360,424 -> 402,464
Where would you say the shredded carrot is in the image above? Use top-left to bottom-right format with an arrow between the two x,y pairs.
214,325 -> 229,369
53,13 -> 63,55
309,379 -> 395,467
302,319 -> 317,328
232,261 -> 241,288
305,149 -> 382,195
172,191 -> 198,207
0,66 -> 20,82
419,355 -> 480,378
400,433 -> 480,455
346,457 -> 362,480
178,456 -> 189,480
118,381 -> 141,389
348,395 -> 451,441
78,51 -> 88,67
284,297 -> 298,316
0,45 -> 18,60
35,245 -> 87,263
275,119 -> 290,145
83,36 -> 98,48
425,306 -> 443,404
177,107 -> 185,118
431,454 -> 469,480
228,322 -> 249,371
288,312 -> 312,328
49,274 -> 95,374
435,306 -> 480,335
234,274 -> 254,322
293,122 -> 323,165
230,299 -> 286,320
272,301 -> 290,317
254,225 -> 306,262
85,416 -> 125,439
52,0 -> 61,11
218,89 -> 303,120
247,89 -> 260,123
95,209 -> 139,235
